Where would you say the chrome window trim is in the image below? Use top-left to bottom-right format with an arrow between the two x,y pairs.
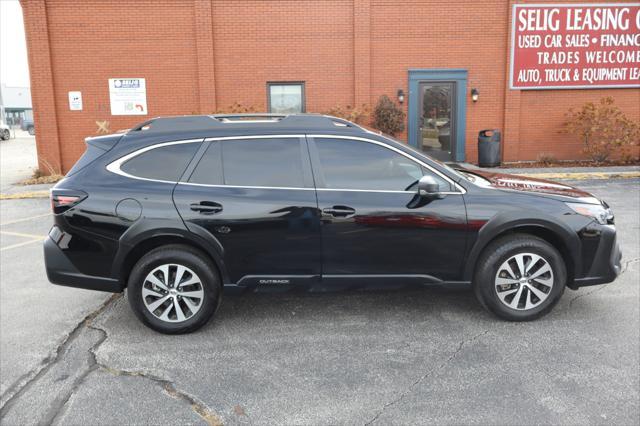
177,182 -> 315,191
106,138 -> 204,183
106,134 -> 465,195
307,134 -> 466,194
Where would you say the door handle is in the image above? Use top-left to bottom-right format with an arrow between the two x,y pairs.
190,201 -> 223,215
322,205 -> 356,217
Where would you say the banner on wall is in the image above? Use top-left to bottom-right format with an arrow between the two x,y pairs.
510,3 -> 640,89
109,78 -> 147,115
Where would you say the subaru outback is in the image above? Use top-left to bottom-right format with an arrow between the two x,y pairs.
44,114 -> 621,333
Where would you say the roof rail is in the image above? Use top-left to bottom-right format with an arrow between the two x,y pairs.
128,113 -> 364,133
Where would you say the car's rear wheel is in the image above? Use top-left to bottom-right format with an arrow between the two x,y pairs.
1,129 -> 9,140
27,126 -> 35,136
127,244 -> 221,334
474,234 -> 566,321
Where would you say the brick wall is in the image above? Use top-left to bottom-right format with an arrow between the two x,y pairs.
20,0 -> 640,173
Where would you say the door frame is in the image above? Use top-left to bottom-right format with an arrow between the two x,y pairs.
408,69 -> 467,162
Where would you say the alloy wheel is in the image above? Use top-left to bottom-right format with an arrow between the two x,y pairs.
494,253 -> 554,311
142,264 -> 204,323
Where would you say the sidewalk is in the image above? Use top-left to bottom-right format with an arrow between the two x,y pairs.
459,163 -> 640,180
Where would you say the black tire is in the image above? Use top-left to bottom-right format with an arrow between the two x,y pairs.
1,129 -> 9,140
27,126 -> 35,136
473,234 -> 566,321
127,244 -> 221,334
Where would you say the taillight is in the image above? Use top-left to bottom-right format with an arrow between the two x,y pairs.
51,190 -> 87,214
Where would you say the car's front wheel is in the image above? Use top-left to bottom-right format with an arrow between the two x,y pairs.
1,129 -> 9,140
127,244 -> 221,334
474,234 -> 566,321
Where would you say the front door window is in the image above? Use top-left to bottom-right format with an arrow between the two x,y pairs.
418,82 -> 455,161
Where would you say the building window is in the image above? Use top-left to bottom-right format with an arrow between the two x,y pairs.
267,82 -> 305,114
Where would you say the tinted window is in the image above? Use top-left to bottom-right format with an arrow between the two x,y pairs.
121,142 -> 199,181
188,142 -> 223,185
315,138 -> 448,191
67,145 -> 107,176
222,138 -> 305,187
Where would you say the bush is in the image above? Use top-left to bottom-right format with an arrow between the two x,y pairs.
372,95 -> 405,136
563,97 -> 640,163
322,104 -> 370,125
536,152 -> 556,165
212,102 -> 257,114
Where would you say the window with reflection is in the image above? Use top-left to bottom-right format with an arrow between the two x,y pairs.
315,138 -> 448,192
268,83 -> 305,114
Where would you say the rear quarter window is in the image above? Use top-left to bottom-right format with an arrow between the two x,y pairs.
120,142 -> 200,182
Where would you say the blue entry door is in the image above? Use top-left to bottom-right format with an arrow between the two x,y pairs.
418,81 -> 456,161
408,69 -> 467,162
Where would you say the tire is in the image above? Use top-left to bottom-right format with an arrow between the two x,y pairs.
127,244 -> 221,334
473,234 -> 566,321
27,126 -> 35,136
1,129 -> 9,140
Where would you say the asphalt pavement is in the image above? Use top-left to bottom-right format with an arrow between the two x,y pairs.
0,178 -> 638,425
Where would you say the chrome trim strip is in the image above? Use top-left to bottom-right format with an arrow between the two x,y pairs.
177,182 -> 313,191
106,138 -> 204,183
307,134 -> 466,194
106,133 -> 465,196
177,182 -> 458,194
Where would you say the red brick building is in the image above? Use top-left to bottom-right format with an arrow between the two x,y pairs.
20,0 -> 640,173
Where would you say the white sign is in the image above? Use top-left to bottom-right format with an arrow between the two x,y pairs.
68,91 -> 82,111
108,78 -> 147,115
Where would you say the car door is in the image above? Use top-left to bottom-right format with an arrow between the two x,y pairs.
173,135 -> 321,288
308,135 -> 467,285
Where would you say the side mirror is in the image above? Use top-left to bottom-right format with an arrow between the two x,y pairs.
418,175 -> 444,199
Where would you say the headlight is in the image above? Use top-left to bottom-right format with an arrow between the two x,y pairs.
565,202 -> 614,225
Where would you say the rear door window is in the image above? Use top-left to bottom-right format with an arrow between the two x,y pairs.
221,138 -> 306,188
188,142 -> 223,185
120,142 -> 199,182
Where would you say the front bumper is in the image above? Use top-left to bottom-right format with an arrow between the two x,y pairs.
44,235 -> 122,293
571,224 -> 622,289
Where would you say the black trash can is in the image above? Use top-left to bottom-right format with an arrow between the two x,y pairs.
478,129 -> 501,167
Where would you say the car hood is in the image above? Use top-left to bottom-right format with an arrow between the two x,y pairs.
458,167 -> 600,204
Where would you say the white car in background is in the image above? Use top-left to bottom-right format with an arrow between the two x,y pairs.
0,121 -> 10,141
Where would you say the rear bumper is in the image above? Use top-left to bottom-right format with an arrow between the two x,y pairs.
571,224 -> 622,289
44,236 -> 122,293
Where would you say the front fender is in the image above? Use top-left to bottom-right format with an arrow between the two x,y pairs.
463,211 -> 581,282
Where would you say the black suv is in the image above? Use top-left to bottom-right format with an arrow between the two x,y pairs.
45,114 -> 621,333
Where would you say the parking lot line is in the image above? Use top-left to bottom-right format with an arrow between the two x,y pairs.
0,213 -> 51,226
0,238 -> 43,252
0,230 -> 45,239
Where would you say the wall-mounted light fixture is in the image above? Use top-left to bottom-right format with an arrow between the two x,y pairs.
471,88 -> 479,102
397,89 -> 405,104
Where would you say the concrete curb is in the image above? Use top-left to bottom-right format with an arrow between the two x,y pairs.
518,171 -> 640,180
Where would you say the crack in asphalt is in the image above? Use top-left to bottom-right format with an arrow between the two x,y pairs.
0,294 -> 120,414
567,257 -> 639,309
86,322 -> 223,426
0,293 -> 222,426
363,329 -> 490,425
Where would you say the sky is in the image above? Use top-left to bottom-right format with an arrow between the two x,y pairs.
0,0 -> 30,87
